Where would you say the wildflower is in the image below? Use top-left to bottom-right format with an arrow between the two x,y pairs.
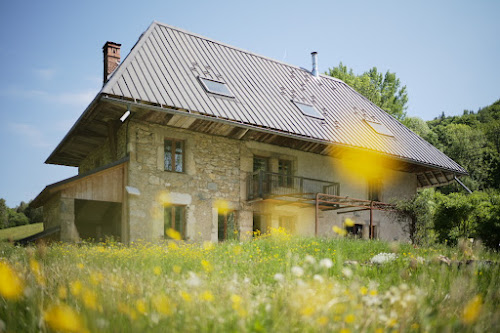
344,218 -> 355,227
319,258 -> 333,269
344,314 -> 355,324
136,299 -> 147,314
77,263 -> 84,270
172,265 -> 182,274
180,291 -> 192,302
0,261 -> 24,300
152,294 -> 173,316
370,253 -> 397,264
300,306 -> 315,317
29,258 -> 45,285
166,228 -> 182,241
44,303 -> 86,333
291,266 -> 304,277
333,226 -> 347,236
342,267 -> 353,278
201,291 -> 214,302
82,289 -> 98,311
462,295 -> 482,324
186,272 -> 201,287
201,260 -> 213,273
313,274 -> 324,283
305,255 -> 316,265
70,280 -> 82,296
153,266 -> 162,275
274,273 -> 285,282
360,286 -> 368,295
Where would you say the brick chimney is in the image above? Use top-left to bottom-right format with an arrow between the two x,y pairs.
103,41 -> 121,84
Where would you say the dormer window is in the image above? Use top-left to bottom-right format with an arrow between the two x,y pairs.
364,119 -> 394,137
199,77 -> 234,98
293,101 -> 324,120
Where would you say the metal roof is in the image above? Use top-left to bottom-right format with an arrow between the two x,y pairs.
52,21 -> 467,175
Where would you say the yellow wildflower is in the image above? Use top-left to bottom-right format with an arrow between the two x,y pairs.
153,266 -> 162,275
300,306 -> 315,317
136,299 -> 147,314
70,280 -> 82,296
360,286 -> 368,295
462,295 -> 482,324
172,265 -> 182,274
333,226 -> 347,236
201,260 -> 213,273
339,329 -> 350,333
344,218 -> 355,227
44,303 -> 86,333
0,261 -> 24,300
152,294 -> 173,316
180,291 -> 192,302
201,291 -> 214,302
90,272 -> 103,286
29,258 -> 45,285
82,289 -> 97,311
166,228 -> 182,241
344,314 -> 355,324
369,289 -> 378,296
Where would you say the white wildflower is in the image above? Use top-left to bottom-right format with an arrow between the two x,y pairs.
370,252 -> 397,264
305,255 -> 316,265
313,274 -> 324,283
274,273 -> 285,282
342,267 -> 353,278
319,258 -> 333,269
186,271 -> 201,287
291,266 -> 304,277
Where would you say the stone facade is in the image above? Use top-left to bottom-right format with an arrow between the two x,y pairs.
121,119 -> 415,243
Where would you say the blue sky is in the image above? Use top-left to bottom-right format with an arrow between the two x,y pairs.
0,0 -> 498,207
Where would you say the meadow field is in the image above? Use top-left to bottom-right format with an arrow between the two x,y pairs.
0,229 -> 499,332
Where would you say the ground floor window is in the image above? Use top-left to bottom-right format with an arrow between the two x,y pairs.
279,216 -> 295,234
346,223 -> 363,238
369,225 -> 378,239
218,211 -> 238,241
165,205 -> 186,239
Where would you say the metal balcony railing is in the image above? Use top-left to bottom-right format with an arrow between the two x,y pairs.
247,170 -> 340,201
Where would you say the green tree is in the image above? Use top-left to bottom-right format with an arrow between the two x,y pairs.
396,188 -> 436,245
7,208 -> 29,227
0,199 -> 8,229
326,62 -> 408,120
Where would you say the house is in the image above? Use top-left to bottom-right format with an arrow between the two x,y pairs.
32,21 -> 467,243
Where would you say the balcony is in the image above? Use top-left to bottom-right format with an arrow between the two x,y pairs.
247,170 -> 340,201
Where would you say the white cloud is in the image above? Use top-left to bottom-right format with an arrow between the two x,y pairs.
8,122 -> 52,148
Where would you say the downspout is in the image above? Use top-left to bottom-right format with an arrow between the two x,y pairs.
315,193 -> 320,236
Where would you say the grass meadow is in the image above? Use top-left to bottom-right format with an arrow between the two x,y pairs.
0,223 -> 43,241
0,229 -> 499,332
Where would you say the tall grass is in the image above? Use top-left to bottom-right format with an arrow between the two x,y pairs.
0,229 -> 498,332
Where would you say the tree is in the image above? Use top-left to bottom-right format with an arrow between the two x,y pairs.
396,188 -> 436,245
326,62 -> 408,120
0,199 -> 8,229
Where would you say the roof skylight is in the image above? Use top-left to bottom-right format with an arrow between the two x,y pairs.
293,101 -> 324,120
199,77 -> 234,98
364,119 -> 394,137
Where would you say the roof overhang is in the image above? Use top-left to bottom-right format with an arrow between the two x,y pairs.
45,93 -> 467,188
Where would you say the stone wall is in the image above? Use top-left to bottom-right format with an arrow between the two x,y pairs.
124,119 -> 416,242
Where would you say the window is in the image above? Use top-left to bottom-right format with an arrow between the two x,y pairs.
218,211 -> 238,241
164,205 -> 186,239
253,156 -> 269,173
199,77 -> 234,98
164,139 -> 184,172
346,223 -> 363,238
364,119 -> 394,137
368,178 -> 382,202
279,216 -> 295,234
278,159 -> 293,187
293,101 -> 324,120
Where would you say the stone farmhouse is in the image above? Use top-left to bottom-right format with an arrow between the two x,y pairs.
32,21 -> 466,243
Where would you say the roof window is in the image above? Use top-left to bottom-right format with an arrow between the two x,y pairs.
293,101 -> 324,120
364,119 -> 394,137
199,77 -> 234,98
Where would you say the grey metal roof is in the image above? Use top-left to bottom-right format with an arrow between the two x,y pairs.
97,21 -> 465,175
